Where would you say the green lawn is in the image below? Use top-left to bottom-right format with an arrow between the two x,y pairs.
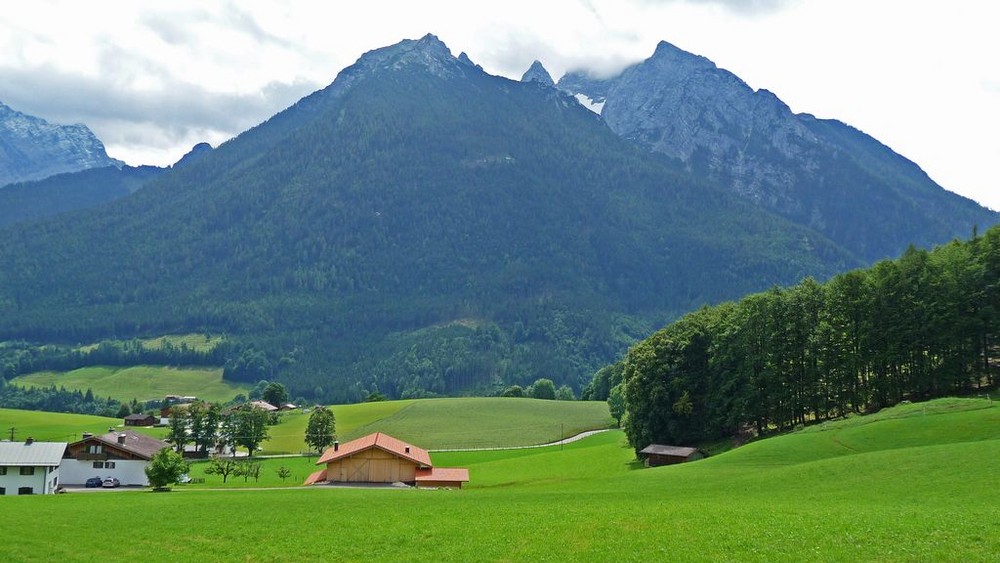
11,365 -> 249,403
2,397 -> 997,561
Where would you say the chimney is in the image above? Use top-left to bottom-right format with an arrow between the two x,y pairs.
333,441 -> 339,452
82,432 -> 93,439
25,437 -> 34,445
118,433 -> 127,445
405,446 -> 410,454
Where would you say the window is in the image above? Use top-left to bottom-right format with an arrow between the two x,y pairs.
0,487 -> 5,495
88,444 -> 103,454
92,461 -> 104,469
106,461 -> 116,469
20,466 -> 34,476
0,467 -> 6,475
17,487 -> 33,495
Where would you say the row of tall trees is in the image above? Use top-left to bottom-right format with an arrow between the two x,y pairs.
166,403 -> 272,457
617,226 -> 1000,452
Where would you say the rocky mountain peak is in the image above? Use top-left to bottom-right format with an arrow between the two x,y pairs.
313,33 -> 469,104
0,100 -> 120,187
649,40 -> 716,71
521,60 -> 554,86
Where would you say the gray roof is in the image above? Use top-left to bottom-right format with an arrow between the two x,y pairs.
638,444 -> 701,457
0,441 -> 68,466
84,430 -> 168,460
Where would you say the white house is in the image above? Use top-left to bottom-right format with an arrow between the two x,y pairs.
62,430 -> 168,487
0,438 -> 67,495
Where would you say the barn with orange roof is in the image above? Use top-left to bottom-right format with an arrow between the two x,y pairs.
305,432 -> 468,488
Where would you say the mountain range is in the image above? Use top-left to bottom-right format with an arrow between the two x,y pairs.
0,34 -> 994,402
0,101 -> 120,187
555,41 -> 996,262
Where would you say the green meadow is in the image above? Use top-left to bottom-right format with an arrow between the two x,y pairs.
0,408 -> 123,443
76,333 -> 224,353
10,365 -> 248,403
263,397 -> 616,454
1,397 -> 996,561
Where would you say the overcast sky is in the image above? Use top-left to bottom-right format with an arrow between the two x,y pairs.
1,0 -> 997,209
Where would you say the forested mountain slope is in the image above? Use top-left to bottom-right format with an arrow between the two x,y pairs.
0,35 -> 858,402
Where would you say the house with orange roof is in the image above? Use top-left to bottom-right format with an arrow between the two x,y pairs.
305,432 -> 469,489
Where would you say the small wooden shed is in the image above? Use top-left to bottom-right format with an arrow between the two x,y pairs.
638,444 -> 705,467
123,414 -> 156,427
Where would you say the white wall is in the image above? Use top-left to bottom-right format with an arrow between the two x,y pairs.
60,459 -> 150,487
0,466 -> 60,495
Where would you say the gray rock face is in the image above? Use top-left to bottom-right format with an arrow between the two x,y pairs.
557,40 -> 998,261
0,101 -> 120,187
322,34 -> 470,101
521,61 -> 554,86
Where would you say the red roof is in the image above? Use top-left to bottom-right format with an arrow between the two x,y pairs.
415,467 -> 469,483
303,469 -> 328,485
316,432 -> 432,467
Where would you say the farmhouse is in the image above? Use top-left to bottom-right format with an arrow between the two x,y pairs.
62,429 -> 169,486
306,432 -> 469,488
638,444 -> 705,467
0,438 -> 66,495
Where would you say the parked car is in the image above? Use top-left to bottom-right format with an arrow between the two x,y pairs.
85,476 -> 103,488
102,477 -> 121,488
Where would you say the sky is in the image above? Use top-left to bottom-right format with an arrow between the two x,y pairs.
1,0 -> 997,210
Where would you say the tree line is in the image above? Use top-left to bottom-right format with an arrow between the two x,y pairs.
606,226 -> 1000,452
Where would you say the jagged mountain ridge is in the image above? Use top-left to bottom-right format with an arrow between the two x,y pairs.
556,41 -> 998,262
0,35 -> 857,401
0,101 -> 120,187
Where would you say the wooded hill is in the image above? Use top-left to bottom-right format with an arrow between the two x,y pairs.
602,225 -> 1000,452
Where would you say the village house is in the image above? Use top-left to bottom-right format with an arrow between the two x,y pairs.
0,438 -> 66,495
62,429 -> 169,486
638,444 -> 705,467
305,432 -> 469,489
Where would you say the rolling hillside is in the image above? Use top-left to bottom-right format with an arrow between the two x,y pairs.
1,397 -> 995,561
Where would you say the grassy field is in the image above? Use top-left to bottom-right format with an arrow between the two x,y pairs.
0,408 -> 123,443
260,397 -> 616,454
10,365 -> 248,403
1,397 -> 996,561
76,333 -> 224,353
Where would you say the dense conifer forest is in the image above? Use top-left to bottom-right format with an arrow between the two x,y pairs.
603,225 -> 1000,451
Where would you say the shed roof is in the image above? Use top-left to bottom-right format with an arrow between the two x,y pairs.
638,444 -> 701,458
124,413 -> 155,420
415,467 -> 469,483
316,432 -> 432,467
303,469 -> 328,485
0,441 -> 68,466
